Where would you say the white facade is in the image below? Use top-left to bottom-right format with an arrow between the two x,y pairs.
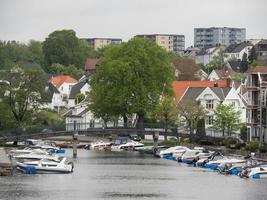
207,70 -> 220,81
195,87 -> 246,131
195,47 -> 222,65
224,45 -> 253,61
58,82 -> 76,98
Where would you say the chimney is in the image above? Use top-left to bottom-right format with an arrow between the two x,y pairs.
214,82 -> 218,87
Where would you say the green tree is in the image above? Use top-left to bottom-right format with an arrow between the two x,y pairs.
49,63 -> 84,79
213,103 -> 241,137
28,40 -> 44,66
204,49 -> 226,73
177,101 -> 206,135
75,93 -> 85,104
248,46 -> 258,65
90,37 -> 175,127
0,64 -> 46,128
42,29 -> 97,69
152,95 -> 178,140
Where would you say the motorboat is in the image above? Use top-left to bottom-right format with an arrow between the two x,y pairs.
180,148 -> 212,164
13,151 -> 60,162
205,157 -> 246,170
9,148 -> 47,157
159,146 -> 190,160
135,146 -> 154,154
238,164 -> 267,179
154,146 -> 170,157
111,140 -> 144,151
90,141 -> 112,150
16,157 -> 73,174
196,151 -> 224,167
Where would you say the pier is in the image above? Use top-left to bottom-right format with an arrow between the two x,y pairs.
0,147 -> 13,176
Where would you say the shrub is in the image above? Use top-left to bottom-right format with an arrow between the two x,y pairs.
259,145 -> 267,153
245,140 -> 260,152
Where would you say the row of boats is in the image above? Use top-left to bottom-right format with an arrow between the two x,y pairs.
89,138 -> 267,179
10,139 -> 73,174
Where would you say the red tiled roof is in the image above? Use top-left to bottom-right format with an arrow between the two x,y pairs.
172,80 -> 229,101
85,58 -> 99,71
49,75 -> 78,88
246,66 -> 267,74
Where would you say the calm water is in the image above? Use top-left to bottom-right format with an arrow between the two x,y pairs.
0,149 -> 267,200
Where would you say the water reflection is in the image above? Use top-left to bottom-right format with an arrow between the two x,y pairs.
0,149 -> 267,200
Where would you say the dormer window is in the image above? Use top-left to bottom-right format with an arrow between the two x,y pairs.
206,100 -> 214,109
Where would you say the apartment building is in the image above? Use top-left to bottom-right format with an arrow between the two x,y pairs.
136,34 -> 185,55
84,38 -> 122,50
246,66 -> 267,144
194,27 -> 246,48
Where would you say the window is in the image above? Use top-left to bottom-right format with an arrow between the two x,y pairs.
206,100 -> 214,109
206,116 -> 213,125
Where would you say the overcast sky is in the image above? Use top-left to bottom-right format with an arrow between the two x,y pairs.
0,0 -> 267,47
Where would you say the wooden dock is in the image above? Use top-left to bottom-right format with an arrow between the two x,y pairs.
0,148 -> 13,176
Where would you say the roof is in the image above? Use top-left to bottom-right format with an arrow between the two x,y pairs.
49,75 -> 78,88
246,66 -> 267,74
172,80 -> 229,101
225,42 -> 252,53
214,69 -> 236,79
180,86 -> 231,103
85,58 -> 99,71
69,80 -> 88,99
44,83 -> 60,102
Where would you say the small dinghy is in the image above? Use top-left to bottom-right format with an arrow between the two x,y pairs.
17,157 -> 74,174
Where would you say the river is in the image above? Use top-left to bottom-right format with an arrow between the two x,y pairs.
0,149 -> 267,200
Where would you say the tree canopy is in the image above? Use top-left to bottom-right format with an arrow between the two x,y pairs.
42,29 -> 97,69
0,64 -> 46,128
90,37 -> 175,126
213,103 -> 241,136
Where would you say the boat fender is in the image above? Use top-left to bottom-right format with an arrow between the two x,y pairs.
68,161 -> 74,172
25,166 -> 36,174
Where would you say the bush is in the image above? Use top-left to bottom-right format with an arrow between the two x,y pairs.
223,138 -> 238,148
245,140 -> 260,152
159,139 -> 177,147
259,145 -> 267,153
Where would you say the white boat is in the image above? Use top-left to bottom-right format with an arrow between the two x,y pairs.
17,157 -> 73,174
10,148 -> 47,157
180,149 -> 212,164
13,151 -> 60,162
159,146 -> 190,159
196,152 -> 224,167
90,141 -> 111,150
205,157 -> 246,170
239,164 -> 267,179
111,140 -> 144,151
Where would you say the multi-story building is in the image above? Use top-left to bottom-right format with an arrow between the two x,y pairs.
84,38 -> 122,50
136,34 -> 185,55
194,27 -> 246,48
246,66 -> 267,144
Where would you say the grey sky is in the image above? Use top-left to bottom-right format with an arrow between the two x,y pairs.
0,0 -> 267,47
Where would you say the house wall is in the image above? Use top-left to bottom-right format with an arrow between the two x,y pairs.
58,82 -> 76,98
207,70 -> 220,80
224,45 -> 253,61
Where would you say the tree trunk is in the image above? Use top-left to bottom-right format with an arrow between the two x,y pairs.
222,129 -> 225,137
189,121 -> 193,135
123,115 -> 128,128
164,115 -> 168,141
137,114 -> 144,129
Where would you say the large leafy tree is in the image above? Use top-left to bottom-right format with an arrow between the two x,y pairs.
0,64 -> 46,128
49,63 -> 84,79
42,29 -> 96,69
90,37 -> 175,127
213,103 -> 241,137
177,101 -> 206,135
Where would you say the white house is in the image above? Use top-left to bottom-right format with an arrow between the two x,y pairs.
224,41 -> 253,61
49,75 -> 78,99
42,83 -> 65,110
208,69 -> 236,81
195,46 -> 224,66
180,85 -> 246,136
68,76 -> 90,108
64,101 -> 94,131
